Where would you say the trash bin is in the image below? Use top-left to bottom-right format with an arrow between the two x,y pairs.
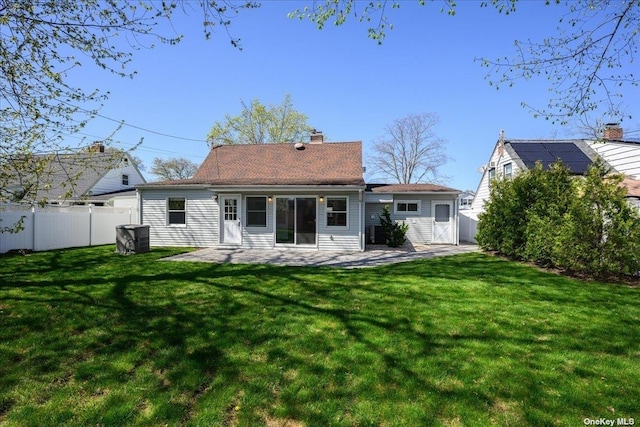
116,224 -> 150,254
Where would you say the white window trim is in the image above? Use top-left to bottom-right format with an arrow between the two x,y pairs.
167,197 -> 187,227
503,162 -> 513,179
488,167 -> 496,187
245,196 -> 268,228
122,174 -> 129,186
325,196 -> 349,228
394,200 -> 421,215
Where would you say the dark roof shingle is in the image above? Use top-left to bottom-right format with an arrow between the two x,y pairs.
190,142 -> 365,186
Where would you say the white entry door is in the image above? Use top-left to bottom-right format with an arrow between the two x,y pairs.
221,196 -> 241,245
432,201 -> 453,244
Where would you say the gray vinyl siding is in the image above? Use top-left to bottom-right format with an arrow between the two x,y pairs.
317,192 -> 362,251
242,194 -> 274,249
235,191 -> 361,251
140,189 -> 217,247
142,190 -> 363,251
365,194 -> 458,245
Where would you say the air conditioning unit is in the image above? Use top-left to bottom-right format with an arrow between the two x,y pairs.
116,224 -> 150,254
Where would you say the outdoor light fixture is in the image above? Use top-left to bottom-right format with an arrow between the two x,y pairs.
268,196 -> 273,202
319,196 -> 324,203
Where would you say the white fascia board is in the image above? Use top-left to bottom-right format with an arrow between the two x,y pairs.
212,185 -> 366,193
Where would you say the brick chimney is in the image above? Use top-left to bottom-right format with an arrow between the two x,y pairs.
89,142 -> 105,153
310,129 -> 324,144
603,123 -> 623,140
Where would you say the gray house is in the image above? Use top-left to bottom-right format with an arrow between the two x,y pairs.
137,134 -> 461,251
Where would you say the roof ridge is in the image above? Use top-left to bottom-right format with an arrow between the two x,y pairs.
209,141 -> 362,148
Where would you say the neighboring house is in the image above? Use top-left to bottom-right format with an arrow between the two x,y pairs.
460,124 -> 640,243
470,124 -> 640,213
137,134 -> 461,251
622,176 -> 640,210
3,143 -> 146,206
458,190 -> 475,210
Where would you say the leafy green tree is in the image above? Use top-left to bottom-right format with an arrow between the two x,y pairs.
522,162 -> 573,265
478,160 -> 640,279
151,157 -> 199,181
206,95 -> 313,145
1,1 -> 258,229
553,164 -> 640,278
379,204 -> 409,247
476,162 -> 571,258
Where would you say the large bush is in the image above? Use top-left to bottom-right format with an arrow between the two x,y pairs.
477,161 -> 640,279
477,162 -> 572,260
553,165 -> 640,277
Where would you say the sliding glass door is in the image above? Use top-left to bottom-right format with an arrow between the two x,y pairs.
275,197 -> 316,245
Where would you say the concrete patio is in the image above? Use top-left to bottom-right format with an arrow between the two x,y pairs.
162,243 -> 480,268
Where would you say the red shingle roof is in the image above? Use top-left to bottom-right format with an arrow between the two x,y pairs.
622,176 -> 640,198
190,142 -> 365,186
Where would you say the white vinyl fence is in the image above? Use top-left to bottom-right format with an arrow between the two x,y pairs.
459,211 -> 479,243
0,204 -> 139,253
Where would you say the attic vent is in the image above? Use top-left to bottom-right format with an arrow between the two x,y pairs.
294,142 -> 305,150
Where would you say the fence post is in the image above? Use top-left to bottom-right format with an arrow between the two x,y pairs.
88,204 -> 93,247
32,205 -> 36,251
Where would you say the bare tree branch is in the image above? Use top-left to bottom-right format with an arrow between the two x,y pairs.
368,113 -> 449,184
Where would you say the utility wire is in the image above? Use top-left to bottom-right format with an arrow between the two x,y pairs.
38,92 -> 210,143
91,111 -> 208,143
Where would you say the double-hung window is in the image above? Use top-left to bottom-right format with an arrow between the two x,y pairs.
503,163 -> 513,179
168,197 -> 186,225
246,196 -> 267,227
395,200 -> 420,215
326,197 -> 348,227
122,174 -> 129,186
488,167 -> 496,186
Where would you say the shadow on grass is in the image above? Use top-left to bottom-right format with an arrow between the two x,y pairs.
1,246 -> 639,425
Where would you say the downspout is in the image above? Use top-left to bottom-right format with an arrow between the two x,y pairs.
359,189 -> 364,251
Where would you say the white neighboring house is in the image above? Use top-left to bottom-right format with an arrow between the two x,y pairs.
458,191 -> 475,210
2,142 -> 146,206
462,124 -> 640,241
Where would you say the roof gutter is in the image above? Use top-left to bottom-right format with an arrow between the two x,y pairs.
135,183 -> 214,191
136,184 -> 367,192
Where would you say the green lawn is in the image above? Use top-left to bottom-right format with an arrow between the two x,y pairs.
0,246 -> 638,426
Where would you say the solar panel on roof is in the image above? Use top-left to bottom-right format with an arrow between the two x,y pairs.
510,143 -> 541,152
509,142 -> 592,174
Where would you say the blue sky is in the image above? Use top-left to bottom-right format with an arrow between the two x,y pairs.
72,1 -> 640,192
